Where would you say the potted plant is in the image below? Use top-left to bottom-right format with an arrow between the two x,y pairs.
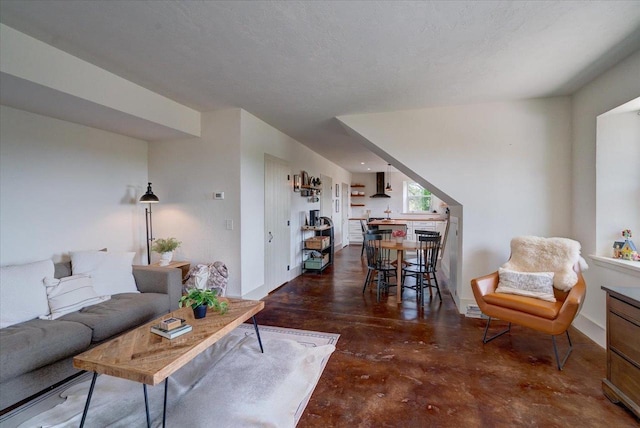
152,237 -> 181,266
179,288 -> 229,319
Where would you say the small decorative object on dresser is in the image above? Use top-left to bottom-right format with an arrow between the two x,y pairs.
152,237 -> 182,266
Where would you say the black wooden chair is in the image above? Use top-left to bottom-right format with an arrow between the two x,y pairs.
362,233 -> 397,302
404,230 -> 440,266
402,234 -> 442,304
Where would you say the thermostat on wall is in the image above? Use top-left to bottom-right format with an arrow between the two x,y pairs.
214,192 -> 224,200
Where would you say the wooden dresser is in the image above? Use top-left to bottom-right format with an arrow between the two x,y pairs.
602,286 -> 640,418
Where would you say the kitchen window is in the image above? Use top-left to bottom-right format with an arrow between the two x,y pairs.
403,181 -> 431,213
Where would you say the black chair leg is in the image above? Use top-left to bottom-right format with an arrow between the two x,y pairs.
482,317 -> 512,343
362,270 -> 372,294
376,270 -> 383,302
552,330 -> 573,370
432,273 -> 442,302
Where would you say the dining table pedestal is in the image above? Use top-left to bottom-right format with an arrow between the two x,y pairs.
380,240 -> 417,305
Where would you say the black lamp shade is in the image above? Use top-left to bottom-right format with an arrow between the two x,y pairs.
140,182 -> 159,203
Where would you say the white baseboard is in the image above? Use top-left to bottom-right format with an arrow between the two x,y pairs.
459,297 -> 476,315
242,283 -> 268,301
572,313 -> 605,348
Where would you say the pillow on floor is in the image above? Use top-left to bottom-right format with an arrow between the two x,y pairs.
40,274 -> 110,320
496,268 -> 556,302
0,259 -> 53,328
70,251 -> 138,296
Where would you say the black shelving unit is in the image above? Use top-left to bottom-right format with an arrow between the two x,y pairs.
301,216 -> 334,274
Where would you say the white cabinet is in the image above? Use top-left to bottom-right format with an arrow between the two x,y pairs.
408,221 -> 436,241
349,220 -> 363,243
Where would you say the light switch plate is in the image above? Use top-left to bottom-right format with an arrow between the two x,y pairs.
214,192 -> 224,200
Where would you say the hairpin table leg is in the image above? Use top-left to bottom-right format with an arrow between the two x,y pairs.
79,372 -> 98,428
252,316 -> 264,353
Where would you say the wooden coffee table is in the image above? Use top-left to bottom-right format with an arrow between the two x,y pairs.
73,298 -> 265,427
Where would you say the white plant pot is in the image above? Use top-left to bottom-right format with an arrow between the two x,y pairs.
159,251 -> 173,266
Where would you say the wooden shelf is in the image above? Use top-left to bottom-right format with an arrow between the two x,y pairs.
300,185 -> 321,190
351,204 -> 365,207
350,184 -> 365,188
351,195 -> 365,197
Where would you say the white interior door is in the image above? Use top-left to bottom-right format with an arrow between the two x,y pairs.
320,174 -> 332,219
264,155 -> 291,292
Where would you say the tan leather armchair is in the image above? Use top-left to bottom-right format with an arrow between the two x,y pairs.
471,266 -> 586,370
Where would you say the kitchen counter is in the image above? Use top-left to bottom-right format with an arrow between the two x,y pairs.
368,220 -> 409,226
350,216 -> 447,222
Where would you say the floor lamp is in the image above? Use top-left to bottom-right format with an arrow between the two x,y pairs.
140,182 -> 159,264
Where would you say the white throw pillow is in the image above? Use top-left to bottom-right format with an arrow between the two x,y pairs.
496,268 -> 556,302
40,275 -> 110,320
70,251 -> 138,296
0,259 -> 53,328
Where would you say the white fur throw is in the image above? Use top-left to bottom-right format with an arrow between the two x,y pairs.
501,236 -> 585,291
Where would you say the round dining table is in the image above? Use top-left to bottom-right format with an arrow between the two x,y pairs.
380,240 -> 417,305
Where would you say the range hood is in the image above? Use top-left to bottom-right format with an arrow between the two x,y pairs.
370,172 -> 391,198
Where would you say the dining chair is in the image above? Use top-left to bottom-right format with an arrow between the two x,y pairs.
404,230 -> 440,266
362,233 -> 397,302
359,219 -> 368,257
373,229 -> 393,240
402,234 -> 442,305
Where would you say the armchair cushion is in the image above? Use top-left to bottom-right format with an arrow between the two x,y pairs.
484,292 -> 563,319
496,268 -> 556,302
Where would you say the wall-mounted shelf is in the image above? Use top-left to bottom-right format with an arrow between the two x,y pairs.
301,185 -> 322,191
351,204 -> 365,207
350,184 -> 365,188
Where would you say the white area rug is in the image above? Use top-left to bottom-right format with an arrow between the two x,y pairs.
1,325 -> 338,428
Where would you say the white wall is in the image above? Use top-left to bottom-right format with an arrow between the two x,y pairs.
148,109 -> 350,299
571,50 -> 640,347
148,109 -> 243,295
0,24 -> 201,138
0,105 -> 149,265
240,110 -> 351,298
596,110 -> 640,256
339,97 -> 573,311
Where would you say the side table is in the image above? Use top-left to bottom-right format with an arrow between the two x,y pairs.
152,261 -> 190,284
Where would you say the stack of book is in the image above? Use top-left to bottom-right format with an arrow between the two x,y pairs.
150,317 -> 192,339
465,305 -> 488,319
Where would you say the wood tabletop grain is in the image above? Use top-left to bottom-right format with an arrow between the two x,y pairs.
73,298 -> 264,385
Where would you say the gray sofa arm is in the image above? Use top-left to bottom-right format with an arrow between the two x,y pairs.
133,266 -> 182,310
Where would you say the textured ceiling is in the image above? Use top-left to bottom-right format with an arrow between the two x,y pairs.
1,0 -> 639,172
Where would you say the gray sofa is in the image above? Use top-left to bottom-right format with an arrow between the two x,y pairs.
0,262 -> 182,410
